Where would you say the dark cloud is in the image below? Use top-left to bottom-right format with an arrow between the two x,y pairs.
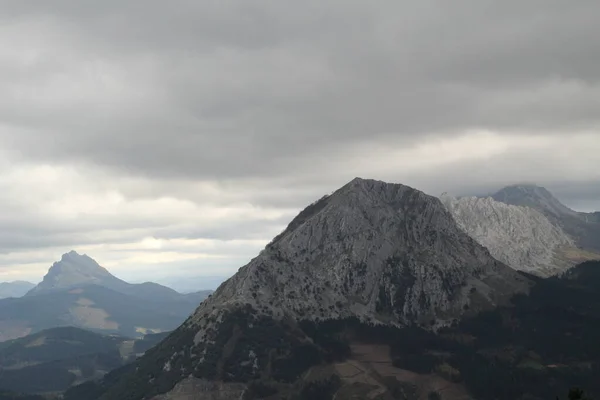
1,0 -> 599,181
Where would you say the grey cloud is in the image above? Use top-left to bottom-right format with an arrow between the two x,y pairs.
0,0 -> 599,281
1,0 -> 599,181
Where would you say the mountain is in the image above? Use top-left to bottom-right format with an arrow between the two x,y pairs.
0,326 -> 169,395
440,195 -> 599,277
26,251 -> 213,304
74,178 -> 531,400
491,184 -> 600,252
491,185 -> 579,218
26,251 -> 187,303
68,256 -> 600,400
0,282 -> 35,300
0,252 -> 213,342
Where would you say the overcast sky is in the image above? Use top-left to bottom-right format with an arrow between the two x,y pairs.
1,0 -> 599,287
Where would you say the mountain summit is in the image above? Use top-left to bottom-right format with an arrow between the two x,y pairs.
92,178 -> 531,399
200,178 -> 528,324
1,252 -> 213,342
25,251 -> 214,304
26,251 -> 126,296
491,184 -> 579,218
491,184 -> 600,252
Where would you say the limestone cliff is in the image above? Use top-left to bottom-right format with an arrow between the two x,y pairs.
440,195 -> 577,277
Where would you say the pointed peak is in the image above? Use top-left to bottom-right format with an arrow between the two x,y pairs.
27,252 -> 125,296
61,250 -> 86,260
337,177 -> 417,197
345,177 -> 393,187
341,177 -> 381,191
492,183 -> 576,217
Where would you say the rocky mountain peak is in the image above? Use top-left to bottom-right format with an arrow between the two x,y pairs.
201,179 -> 532,327
89,178 -> 533,400
491,184 -> 578,218
26,251 -> 125,296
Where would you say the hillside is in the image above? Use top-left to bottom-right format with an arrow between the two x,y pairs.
0,285 -> 189,342
63,260 -> 600,400
0,327 -> 169,395
67,178 -> 532,400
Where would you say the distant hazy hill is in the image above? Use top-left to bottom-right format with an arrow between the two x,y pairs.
0,284 -> 190,342
0,252 -> 212,342
0,282 -> 35,300
491,184 -> 600,252
26,251 -> 206,303
0,326 -> 168,395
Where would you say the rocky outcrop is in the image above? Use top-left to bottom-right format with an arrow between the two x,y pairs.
440,195 -> 577,277
94,178 -> 530,400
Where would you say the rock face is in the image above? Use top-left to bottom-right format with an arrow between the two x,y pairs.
94,178 -> 530,400
196,178 -> 527,325
440,195 -> 579,277
491,185 -> 600,252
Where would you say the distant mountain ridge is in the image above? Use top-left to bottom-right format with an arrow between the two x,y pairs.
0,252 -> 213,342
25,251 -> 192,303
490,184 -> 600,252
0,281 -> 35,299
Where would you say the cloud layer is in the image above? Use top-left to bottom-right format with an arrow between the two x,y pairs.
0,0 -> 599,284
